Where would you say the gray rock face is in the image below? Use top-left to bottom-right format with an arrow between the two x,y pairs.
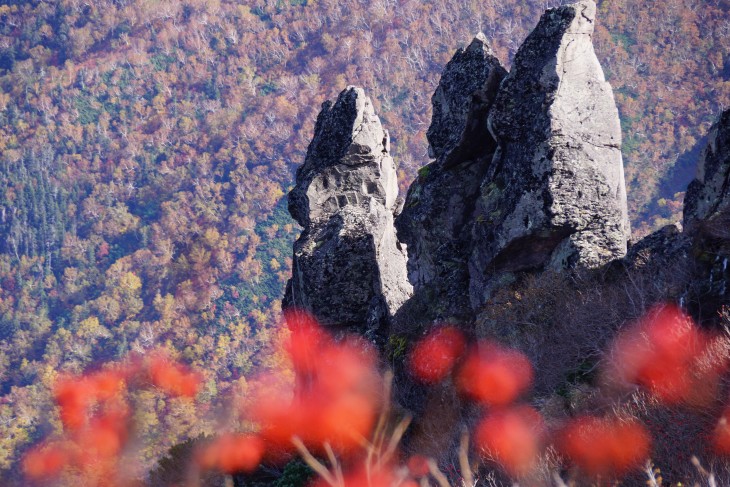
425,34 -> 508,168
684,109 -> 730,232
396,35 -> 506,322
469,0 -> 630,307
284,87 -> 412,336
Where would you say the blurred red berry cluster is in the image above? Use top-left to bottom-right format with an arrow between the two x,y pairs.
199,310 -> 382,475
23,304 -> 730,485
405,305 -> 730,481
607,304 -> 728,406
408,326 -> 541,477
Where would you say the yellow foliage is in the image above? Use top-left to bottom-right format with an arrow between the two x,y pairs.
120,272 -> 142,292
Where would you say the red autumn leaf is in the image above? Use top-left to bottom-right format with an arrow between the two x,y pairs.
88,370 -> 125,401
22,443 -> 68,479
54,376 -> 95,430
608,304 -> 724,406
557,416 -> 651,476
316,392 -> 378,454
408,326 -> 466,384
456,341 -> 533,407
475,406 -> 544,477
198,434 -> 265,474
283,308 -> 329,377
147,354 -> 201,397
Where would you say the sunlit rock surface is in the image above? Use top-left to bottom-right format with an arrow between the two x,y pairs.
469,0 -> 630,307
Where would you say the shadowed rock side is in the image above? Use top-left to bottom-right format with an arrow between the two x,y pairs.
395,34 -> 507,325
684,109 -> 730,232
469,0 -> 630,308
682,109 -> 730,320
284,87 -> 412,337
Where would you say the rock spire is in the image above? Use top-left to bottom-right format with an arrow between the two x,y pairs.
284,87 -> 412,337
469,0 -> 630,306
684,109 -> 730,231
396,34 -> 507,322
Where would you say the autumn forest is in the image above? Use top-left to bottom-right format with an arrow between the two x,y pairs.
0,0 -> 729,484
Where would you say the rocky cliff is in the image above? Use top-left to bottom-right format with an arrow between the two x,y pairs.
396,34 -> 506,324
684,108 -> 730,231
285,0 -> 631,331
281,1 -> 730,481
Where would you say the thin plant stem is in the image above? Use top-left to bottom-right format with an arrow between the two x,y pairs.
292,436 -> 339,487
381,416 -> 412,467
692,456 -> 717,487
428,459 -> 451,487
325,442 -> 345,486
459,430 -> 474,487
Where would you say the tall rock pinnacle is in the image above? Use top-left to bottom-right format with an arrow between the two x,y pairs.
469,0 -> 630,307
396,34 -> 507,323
284,87 -> 412,337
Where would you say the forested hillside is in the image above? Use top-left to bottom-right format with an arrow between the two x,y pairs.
0,0 -> 727,481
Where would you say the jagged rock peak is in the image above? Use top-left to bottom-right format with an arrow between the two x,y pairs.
395,35 -> 506,323
284,86 -> 412,337
469,0 -> 630,307
426,33 -> 507,167
288,86 -> 398,229
684,109 -> 730,231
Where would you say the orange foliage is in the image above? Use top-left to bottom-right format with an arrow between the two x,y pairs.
475,406 -> 544,477
408,326 -> 466,384
557,416 -> 651,477
456,341 -> 533,407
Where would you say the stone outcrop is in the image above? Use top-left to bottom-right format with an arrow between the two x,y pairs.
395,35 -> 507,323
284,87 -> 412,337
469,0 -> 630,307
684,109 -> 730,232
275,5 -> 730,482
681,109 -> 730,318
